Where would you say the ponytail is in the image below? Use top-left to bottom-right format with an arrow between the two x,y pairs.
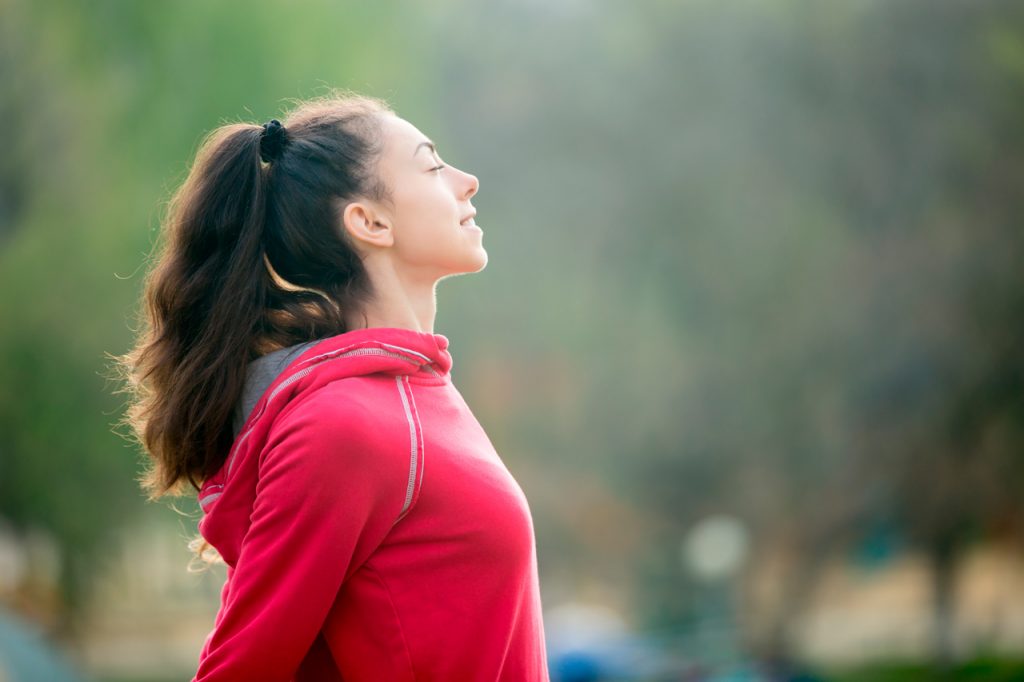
111,92 -> 395,499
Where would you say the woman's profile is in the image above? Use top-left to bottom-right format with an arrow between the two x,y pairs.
114,91 -> 550,680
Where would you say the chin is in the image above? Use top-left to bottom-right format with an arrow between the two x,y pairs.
470,248 -> 488,271
457,244 -> 489,273
438,250 -> 488,280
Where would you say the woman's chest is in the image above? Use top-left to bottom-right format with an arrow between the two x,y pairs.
390,381 -> 537,563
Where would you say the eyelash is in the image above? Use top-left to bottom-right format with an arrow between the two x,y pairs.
431,164 -> 446,172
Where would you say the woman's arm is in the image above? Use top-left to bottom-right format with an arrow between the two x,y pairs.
192,401 -> 403,681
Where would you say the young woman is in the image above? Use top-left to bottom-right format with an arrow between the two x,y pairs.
115,92 -> 550,681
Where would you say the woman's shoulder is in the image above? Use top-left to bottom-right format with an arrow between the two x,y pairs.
274,374 -> 408,444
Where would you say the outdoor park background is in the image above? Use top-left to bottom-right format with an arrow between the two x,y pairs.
1,0 -> 1023,680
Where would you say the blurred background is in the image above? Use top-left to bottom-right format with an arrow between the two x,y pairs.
1,0 -> 1023,680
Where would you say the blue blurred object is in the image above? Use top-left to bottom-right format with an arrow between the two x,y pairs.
0,607 -> 88,682
547,630 -> 688,681
552,649 -> 605,682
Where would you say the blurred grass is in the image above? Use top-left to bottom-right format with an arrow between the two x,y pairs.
92,656 -> 1024,682
826,656 -> 1024,682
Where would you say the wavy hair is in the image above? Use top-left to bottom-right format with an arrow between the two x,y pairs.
110,91 -> 395,507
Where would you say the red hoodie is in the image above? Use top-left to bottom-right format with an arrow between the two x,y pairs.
192,327 -> 550,681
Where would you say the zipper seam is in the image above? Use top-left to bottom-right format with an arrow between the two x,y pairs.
394,376 -> 419,523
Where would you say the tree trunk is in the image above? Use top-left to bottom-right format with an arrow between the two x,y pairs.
930,538 -> 958,679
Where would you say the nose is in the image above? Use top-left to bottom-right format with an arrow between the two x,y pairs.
460,168 -> 479,200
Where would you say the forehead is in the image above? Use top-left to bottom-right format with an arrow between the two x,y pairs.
381,115 -> 434,160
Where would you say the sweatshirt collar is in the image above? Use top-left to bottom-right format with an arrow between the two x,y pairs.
324,326 -> 452,378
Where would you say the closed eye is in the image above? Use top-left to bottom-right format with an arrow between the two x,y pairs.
431,164 -> 446,172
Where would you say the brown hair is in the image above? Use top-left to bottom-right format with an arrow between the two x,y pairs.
111,90 -> 395,502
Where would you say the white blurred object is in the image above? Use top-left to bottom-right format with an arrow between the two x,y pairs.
0,521 -> 27,595
682,514 -> 750,582
545,601 -> 628,651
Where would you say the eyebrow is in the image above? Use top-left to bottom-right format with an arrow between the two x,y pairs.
414,140 -> 437,157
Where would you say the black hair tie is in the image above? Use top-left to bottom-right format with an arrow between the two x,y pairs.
260,119 -> 289,163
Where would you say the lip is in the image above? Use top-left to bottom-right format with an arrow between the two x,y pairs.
459,210 -> 477,225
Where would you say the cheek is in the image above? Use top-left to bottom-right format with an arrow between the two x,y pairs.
396,182 -> 449,221
406,193 -> 457,237
393,212 -> 460,264
389,182 -> 459,257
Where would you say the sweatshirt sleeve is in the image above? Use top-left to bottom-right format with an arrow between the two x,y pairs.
192,398 -> 404,681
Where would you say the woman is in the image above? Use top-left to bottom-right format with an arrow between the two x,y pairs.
115,91 -> 550,681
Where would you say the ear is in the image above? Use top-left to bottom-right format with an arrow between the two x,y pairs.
340,201 -> 394,249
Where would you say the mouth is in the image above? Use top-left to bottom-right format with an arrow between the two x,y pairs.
459,211 -> 478,228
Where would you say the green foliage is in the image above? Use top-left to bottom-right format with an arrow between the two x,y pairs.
0,0 -> 437,613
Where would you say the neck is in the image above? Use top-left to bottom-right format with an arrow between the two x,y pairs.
344,258 -> 438,333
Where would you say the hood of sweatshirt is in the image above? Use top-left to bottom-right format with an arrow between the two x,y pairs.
196,326 -> 453,565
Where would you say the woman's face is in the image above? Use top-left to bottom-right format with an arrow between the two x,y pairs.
352,113 -> 484,282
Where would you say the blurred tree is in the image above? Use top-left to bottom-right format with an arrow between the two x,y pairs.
431,0 -> 1024,664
